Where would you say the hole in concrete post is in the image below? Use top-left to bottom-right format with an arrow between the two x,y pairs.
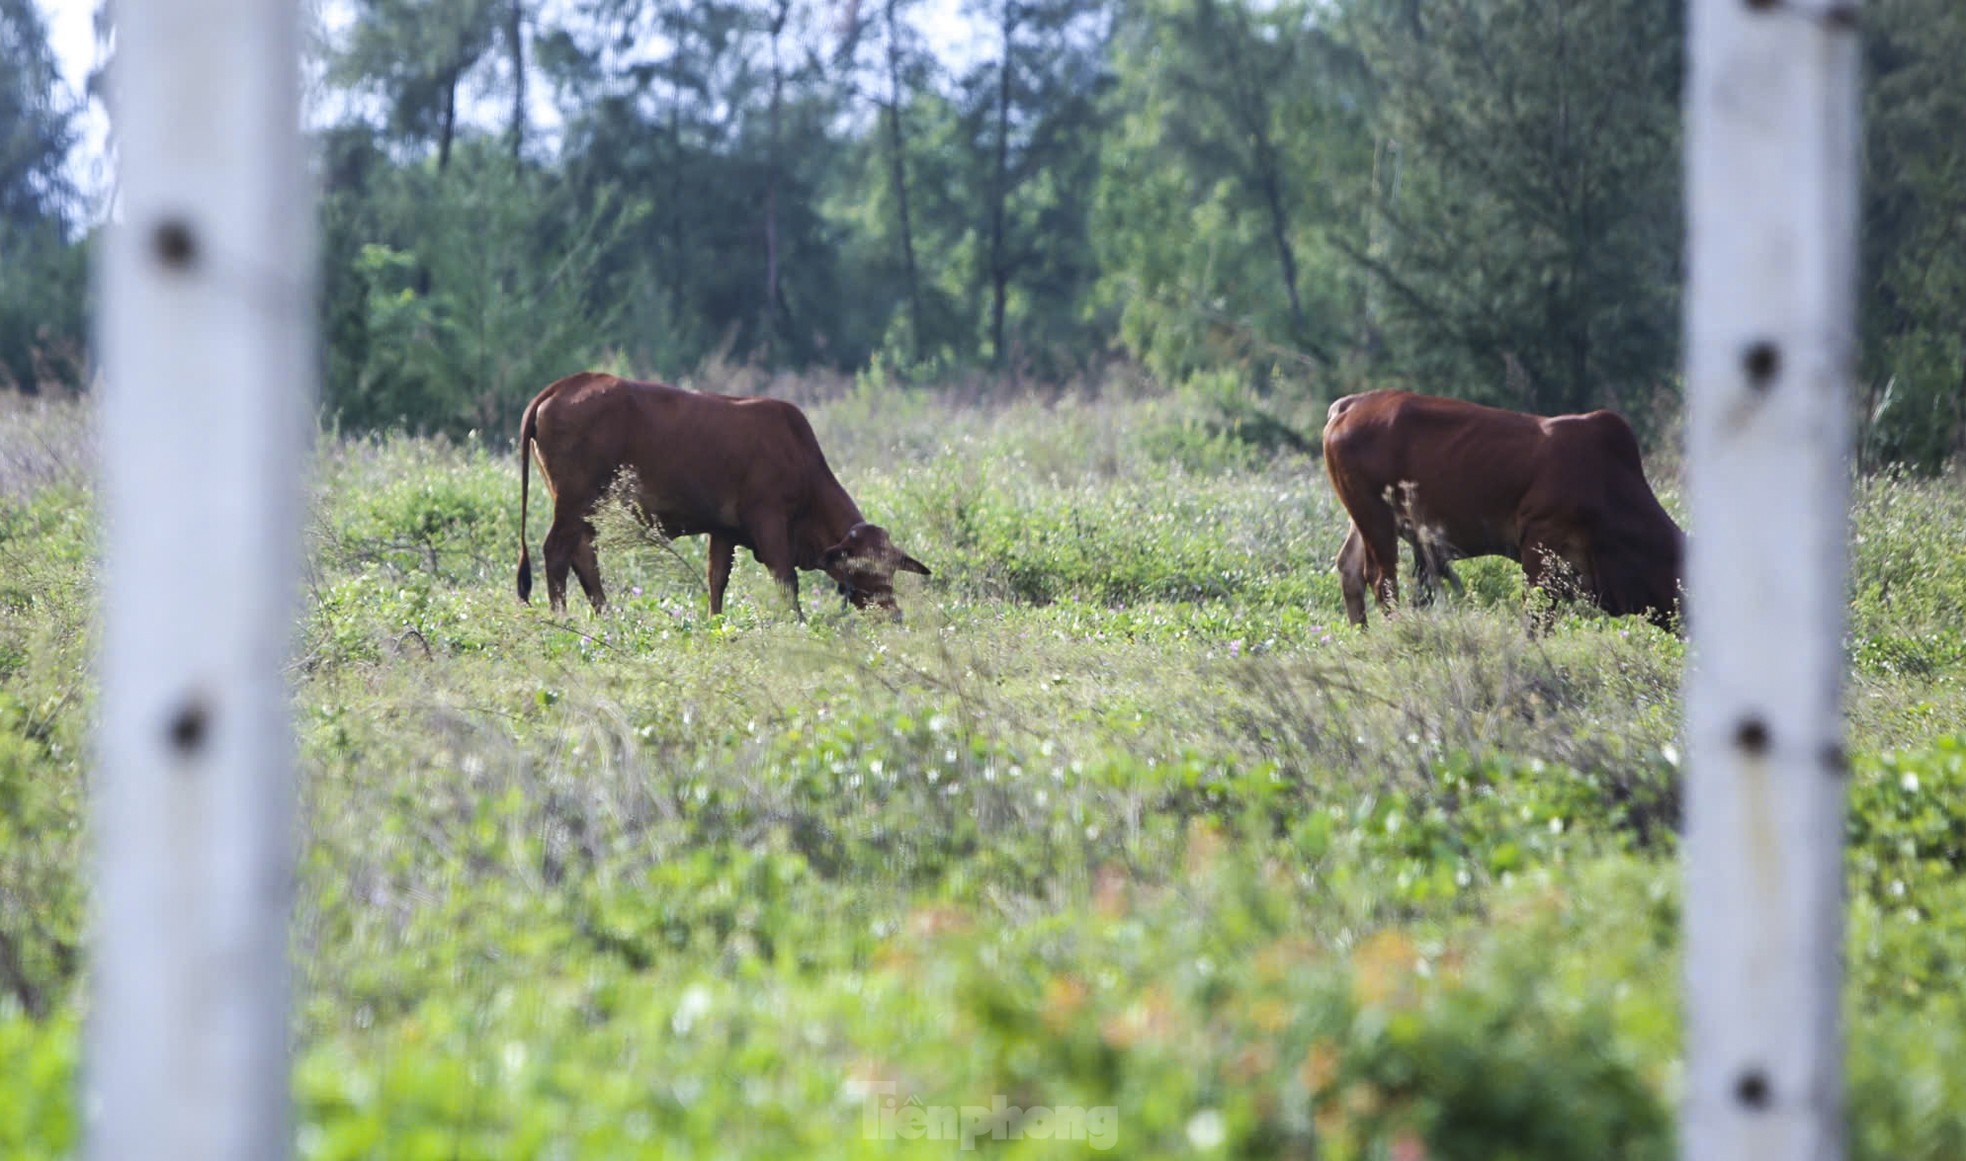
152,218 -> 198,270
1735,1069 -> 1772,1109
167,697 -> 211,756
1743,341 -> 1781,391
1735,716 -> 1770,755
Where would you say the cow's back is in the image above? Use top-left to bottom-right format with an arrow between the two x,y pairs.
1529,411 -> 1673,531
1325,391 -> 1545,556
528,374 -> 832,537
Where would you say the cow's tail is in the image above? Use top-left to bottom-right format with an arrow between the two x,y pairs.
516,396 -> 541,603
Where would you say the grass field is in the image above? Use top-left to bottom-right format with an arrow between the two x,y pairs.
2,381 -> 1965,1158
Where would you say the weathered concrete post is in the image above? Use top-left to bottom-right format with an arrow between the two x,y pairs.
91,0 -> 314,1156
1682,0 -> 1861,1158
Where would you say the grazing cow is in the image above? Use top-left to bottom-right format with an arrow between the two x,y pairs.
1322,389 -> 1684,630
515,372 -> 930,619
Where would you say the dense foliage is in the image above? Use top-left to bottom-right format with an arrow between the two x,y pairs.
8,0 -> 1966,464
1,387 -> 1965,1156
0,0 -> 88,395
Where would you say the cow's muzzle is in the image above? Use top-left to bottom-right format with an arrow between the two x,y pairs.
836,580 -> 902,621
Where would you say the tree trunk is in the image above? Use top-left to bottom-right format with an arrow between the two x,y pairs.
763,0 -> 789,355
1954,334 -> 1966,462
1256,160 -> 1307,340
1204,0 -> 1307,344
666,91 -> 686,334
438,69 -> 459,174
987,0 -> 1015,367
883,0 -> 924,364
506,0 -> 526,159
1554,0 -> 1591,414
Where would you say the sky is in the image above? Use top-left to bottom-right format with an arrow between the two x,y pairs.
43,0 -> 95,89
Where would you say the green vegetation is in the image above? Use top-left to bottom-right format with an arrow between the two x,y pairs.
0,0 -> 90,396
13,0 -> 1966,465
2,386 -> 1965,1156
7,0 -> 1964,1149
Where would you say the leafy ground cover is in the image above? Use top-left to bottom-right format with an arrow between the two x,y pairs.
2,385 -> 1965,1158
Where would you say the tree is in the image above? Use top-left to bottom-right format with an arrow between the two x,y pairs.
871,0 -> 931,365
954,0 -> 1108,369
330,0 -> 506,172
321,143 -> 627,435
1193,0 -> 1310,343
0,0 -> 88,392
505,0 -> 529,157
0,0 -> 74,226
1344,0 -> 1683,417
738,0 -> 844,363
1858,0 -> 1966,470
536,0 -> 860,371
760,0 -> 795,353
543,0 -> 738,365
1091,0 -> 1368,384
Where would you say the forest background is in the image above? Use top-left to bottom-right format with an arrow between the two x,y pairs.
4,0 -> 1964,466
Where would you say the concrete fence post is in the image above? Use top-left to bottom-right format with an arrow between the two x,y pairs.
1681,0 -> 1862,1158
91,0 -> 314,1156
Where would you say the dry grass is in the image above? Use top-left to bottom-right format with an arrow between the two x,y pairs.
0,394 -> 93,502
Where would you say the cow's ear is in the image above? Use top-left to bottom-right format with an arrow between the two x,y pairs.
898,553 -> 931,577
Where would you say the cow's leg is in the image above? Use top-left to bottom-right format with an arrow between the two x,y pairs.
1405,530 -> 1438,607
752,524 -> 804,623
1391,482 -> 1438,607
770,568 -> 804,622
706,534 -> 735,616
1356,510 -> 1402,619
542,512 -> 580,615
1336,524 -> 1370,627
1437,554 -> 1466,598
1409,532 -> 1464,607
569,519 -> 606,613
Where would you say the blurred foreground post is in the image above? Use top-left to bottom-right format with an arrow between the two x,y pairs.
91,0 -> 314,1157
1682,1 -> 1860,1159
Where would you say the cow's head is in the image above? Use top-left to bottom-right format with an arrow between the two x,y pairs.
818,522 -> 931,616
1641,536 -> 1688,636
1597,526 -> 1687,636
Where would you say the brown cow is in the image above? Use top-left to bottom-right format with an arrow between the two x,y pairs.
1322,390 -> 1684,631
515,372 -> 930,619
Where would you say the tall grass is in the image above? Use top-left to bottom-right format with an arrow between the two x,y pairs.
0,386 -> 1963,1158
